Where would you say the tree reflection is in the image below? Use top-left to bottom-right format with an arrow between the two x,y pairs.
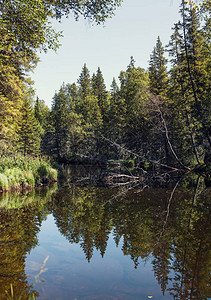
167,177 -> 211,299
0,187 -> 55,300
0,176 -> 210,299
51,177 -> 211,299
52,187 -> 112,262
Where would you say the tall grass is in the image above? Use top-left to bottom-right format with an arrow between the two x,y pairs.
0,155 -> 57,192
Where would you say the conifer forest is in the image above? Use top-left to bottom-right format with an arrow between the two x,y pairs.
0,1 -> 211,299
0,0 -> 210,186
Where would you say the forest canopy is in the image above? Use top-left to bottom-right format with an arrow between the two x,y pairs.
0,0 -> 122,154
0,0 -> 210,174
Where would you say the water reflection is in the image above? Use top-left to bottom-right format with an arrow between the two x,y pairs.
0,176 -> 210,299
0,186 -> 56,299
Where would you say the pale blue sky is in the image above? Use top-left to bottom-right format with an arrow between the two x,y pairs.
31,0 -> 181,107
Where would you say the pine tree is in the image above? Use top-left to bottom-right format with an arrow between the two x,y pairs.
167,1 -> 211,165
34,97 -> 43,125
66,83 -> 79,111
119,57 -> 151,152
110,77 -> 119,97
51,85 -> 70,160
79,94 -> 102,131
92,67 -> 108,121
47,83 -> 86,161
77,64 -> 92,100
148,37 -> 172,163
18,97 -> 40,156
149,36 -> 168,96
108,78 -> 126,142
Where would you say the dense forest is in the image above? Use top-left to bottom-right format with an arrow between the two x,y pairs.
0,0 -> 210,180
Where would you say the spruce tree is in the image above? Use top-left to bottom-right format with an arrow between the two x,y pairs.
168,1 -> 210,165
149,36 -> 168,96
34,97 -> 43,125
66,83 -> 79,111
18,97 -> 40,156
92,67 -> 108,121
118,57 -> 151,153
108,78 -> 126,142
77,64 -> 92,100
51,85 -> 70,160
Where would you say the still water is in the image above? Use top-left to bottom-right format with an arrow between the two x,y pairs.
0,174 -> 210,300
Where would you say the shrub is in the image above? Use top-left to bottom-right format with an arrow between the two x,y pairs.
4,168 -> 22,187
0,173 -> 9,190
47,167 -> 57,181
37,164 -> 48,177
23,170 -> 35,186
0,155 -> 57,191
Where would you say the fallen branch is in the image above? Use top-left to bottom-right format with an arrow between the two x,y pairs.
100,134 -> 185,172
149,95 -> 191,171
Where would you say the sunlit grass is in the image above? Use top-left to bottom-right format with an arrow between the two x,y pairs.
0,155 -> 57,192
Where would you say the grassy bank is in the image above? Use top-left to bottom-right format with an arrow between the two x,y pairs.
0,155 -> 57,193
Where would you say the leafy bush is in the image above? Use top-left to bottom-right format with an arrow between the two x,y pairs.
23,170 -> 35,186
0,173 -> 9,190
47,167 -> 57,181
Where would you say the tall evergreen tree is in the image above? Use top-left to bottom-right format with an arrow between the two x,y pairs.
17,97 -> 40,156
92,67 -> 108,121
51,85 -> 70,160
66,83 -> 79,111
110,77 -> 119,97
77,64 -> 92,100
148,37 -> 172,163
149,36 -> 168,96
168,0 -> 210,165
108,78 -> 126,142
46,83 -> 86,161
119,57 -> 151,153
34,97 -> 43,125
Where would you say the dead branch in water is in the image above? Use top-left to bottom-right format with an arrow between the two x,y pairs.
104,173 -> 141,188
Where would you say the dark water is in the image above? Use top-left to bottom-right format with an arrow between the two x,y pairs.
0,174 -> 210,300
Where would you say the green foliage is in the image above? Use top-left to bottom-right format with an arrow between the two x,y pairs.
0,173 -> 9,190
92,67 -> 108,121
18,97 -> 41,156
149,36 -> 168,96
45,0 -> 123,23
117,57 -> 152,154
78,64 -> 92,99
37,164 -> 57,181
0,155 -> 57,191
123,159 -> 135,168
46,69 -> 104,162
0,0 -> 122,159
4,168 -> 23,186
24,170 -> 36,186
167,1 -> 211,166
1,0 -> 209,171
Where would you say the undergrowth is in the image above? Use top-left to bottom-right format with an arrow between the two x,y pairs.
0,155 -> 57,191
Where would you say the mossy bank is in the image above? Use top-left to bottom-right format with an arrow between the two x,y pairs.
0,156 -> 57,193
